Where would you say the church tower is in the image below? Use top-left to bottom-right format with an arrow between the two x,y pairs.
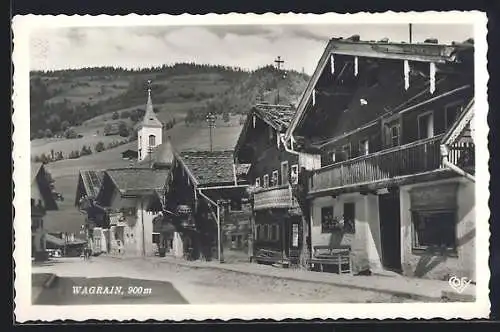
137,81 -> 163,161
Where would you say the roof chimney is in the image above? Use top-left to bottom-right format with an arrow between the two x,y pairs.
424,38 -> 438,44
347,35 -> 360,42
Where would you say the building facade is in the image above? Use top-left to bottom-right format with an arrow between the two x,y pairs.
31,163 -> 59,260
283,36 -> 476,280
234,104 -> 321,267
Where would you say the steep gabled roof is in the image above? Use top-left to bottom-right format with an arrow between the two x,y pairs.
234,104 -> 296,158
285,37 -> 474,140
104,168 -> 170,196
75,170 -> 105,205
175,150 -> 247,187
31,162 -> 58,210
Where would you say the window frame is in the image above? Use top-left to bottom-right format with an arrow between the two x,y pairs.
271,170 -> 279,187
148,134 -> 156,147
320,206 -> 335,233
290,164 -> 299,185
255,177 -> 261,187
263,174 -> 269,188
358,138 -> 370,156
444,100 -> 464,130
411,209 -> 458,255
417,110 -> 435,140
281,161 -> 289,185
389,123 -> 401,147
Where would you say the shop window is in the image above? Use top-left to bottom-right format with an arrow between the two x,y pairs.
412,210 -> 456,252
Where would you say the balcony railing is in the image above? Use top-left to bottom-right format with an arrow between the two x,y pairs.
310,134 -> 459,193
253,184 -> 299,211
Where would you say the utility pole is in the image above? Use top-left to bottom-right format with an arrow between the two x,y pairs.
409,23 -> 413,44
274,56 -> 285,104
206,112 -> 216,152
148,146 -> 154,168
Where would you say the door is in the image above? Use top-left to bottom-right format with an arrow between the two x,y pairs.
378,190 -> 402,272
287,216 -> 301,262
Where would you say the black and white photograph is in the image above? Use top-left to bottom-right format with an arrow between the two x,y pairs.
13,12 -> 489,321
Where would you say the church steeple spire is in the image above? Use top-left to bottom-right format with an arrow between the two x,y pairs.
140,80 -> 162,129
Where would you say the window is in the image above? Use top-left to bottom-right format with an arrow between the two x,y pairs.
321,206 -> 335,233
281,161 -> 289,185
262,224 -> 269,240
270,224 -> 280,241
359,139 -> 369,156
343,202 -> 356,234
230,199 -> 242,211
271,170 -> 279,187
418,111 -> 434,140
412,211 -> 456,251
390,124 -> 400,147
255,178 -> 261,187
342,144 -> 351,160
268,127 -> 275,144
290,164 -> 299,185
263,174 -> 269,188
149,134 -> 156,146
445,103 -> 463,130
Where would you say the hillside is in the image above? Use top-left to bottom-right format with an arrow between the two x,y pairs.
30,63 -> 310,139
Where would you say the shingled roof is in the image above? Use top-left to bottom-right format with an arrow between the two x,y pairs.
252,104 -> 296,131
105,168 -> 170,195
176,150 -> 245,186
75,170 -> 105,205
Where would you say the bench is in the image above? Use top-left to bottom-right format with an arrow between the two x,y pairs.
309,245 -> 352,274
255,248 -> 287,265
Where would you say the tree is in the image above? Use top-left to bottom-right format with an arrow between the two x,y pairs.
95,141 -> 105,152
118,121 -> 129,137
64,128 -> 77,139
60,120 -> 70,131
112,111 -> 119,120
44,128 -> 53,138
120,110 -> 130,119
104,123 -> 113,136
223,112 -> 230,123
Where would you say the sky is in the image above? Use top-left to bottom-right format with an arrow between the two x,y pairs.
30,24 -> 473,74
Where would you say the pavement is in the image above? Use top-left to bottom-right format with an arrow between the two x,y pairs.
31,255 -> 475,304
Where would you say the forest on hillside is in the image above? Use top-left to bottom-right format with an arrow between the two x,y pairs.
30,62 -> 309,139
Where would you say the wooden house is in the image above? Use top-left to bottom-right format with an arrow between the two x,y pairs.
31,163 -> 59,261
283,36 -> 476,279
234,104 -> 321,268
163,150 -> 249,262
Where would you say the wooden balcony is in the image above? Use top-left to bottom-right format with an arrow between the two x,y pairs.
253,184 -> 299,211
310,134 -> 474,195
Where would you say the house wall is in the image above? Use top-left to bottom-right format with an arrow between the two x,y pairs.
310,193 -> 382,272
107,187 -> 156,257
248,144 -> 299,187
400,177 -> 475,280
31,179 -> 46,254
